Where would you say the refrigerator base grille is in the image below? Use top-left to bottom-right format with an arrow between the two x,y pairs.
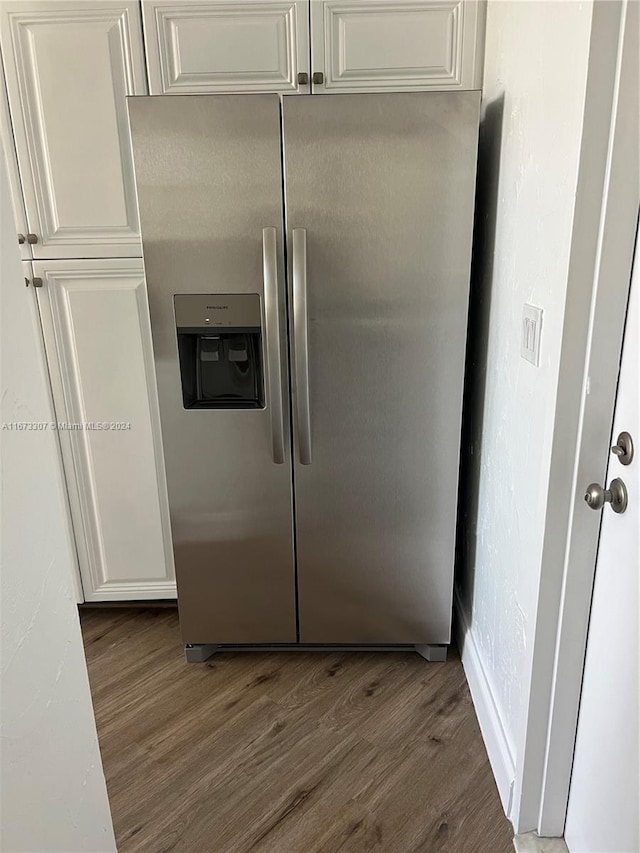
184,643 -> 448,663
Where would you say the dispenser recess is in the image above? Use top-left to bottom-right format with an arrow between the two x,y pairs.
175,294 -> 264,410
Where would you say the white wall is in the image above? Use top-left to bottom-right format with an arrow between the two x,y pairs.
457,0 -> 593,819
0,144 -> 116,850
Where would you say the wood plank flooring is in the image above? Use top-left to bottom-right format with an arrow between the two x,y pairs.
80,608 -> 513,853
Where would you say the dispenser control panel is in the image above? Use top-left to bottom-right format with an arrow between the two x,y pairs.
174,293 -> 261,330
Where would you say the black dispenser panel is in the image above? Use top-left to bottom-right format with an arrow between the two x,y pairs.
174,294 -> 264,410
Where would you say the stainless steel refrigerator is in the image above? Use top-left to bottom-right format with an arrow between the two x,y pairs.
128,92 -> 480,659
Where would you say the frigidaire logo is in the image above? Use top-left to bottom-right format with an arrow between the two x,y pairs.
206,305 -> 229,310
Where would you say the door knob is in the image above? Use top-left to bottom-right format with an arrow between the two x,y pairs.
297,72 -> 309,85
584,478 -> 628,513
611,431 -> 633,465
313,71 -> 324,85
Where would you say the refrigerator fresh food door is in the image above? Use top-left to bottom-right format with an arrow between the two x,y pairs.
283,92 -> 480,643
128,94 -> 296,643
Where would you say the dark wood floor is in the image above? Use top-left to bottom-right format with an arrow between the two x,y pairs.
80,608 -> 513,853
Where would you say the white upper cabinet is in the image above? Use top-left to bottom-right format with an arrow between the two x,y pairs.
141,0 -> 484,96
0,1 -> 147,259
35,258 -> 175,600
142,1 -> 311,94
310,0 -> 485,92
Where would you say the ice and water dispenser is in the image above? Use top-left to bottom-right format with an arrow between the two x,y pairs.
175,294 -> 264,409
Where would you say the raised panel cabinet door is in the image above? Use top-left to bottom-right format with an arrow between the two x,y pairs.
310,0 -> 485,92
142,0 -> 310,94
0,1 -> 147,259
34,259 -> 176,601
22,260 -> 85,603
1,73 -> 30,261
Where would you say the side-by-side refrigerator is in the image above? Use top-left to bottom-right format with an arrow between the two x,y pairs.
128,92 -> 480,655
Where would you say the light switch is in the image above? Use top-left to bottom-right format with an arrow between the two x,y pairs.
521,304 -> 543,366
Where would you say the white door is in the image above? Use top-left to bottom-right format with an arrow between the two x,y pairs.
565,239 -> 639,853
34,259 -> 175,601
310,0 -> 484,93
142,0 -> 311,94
0,1 -> 146,259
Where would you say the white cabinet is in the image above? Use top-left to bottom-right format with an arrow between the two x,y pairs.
1,73 -> 30,261
310,0 -> 485,92
142,0 -> 311,94
34,259 -> 175,600
142,0 -> 484,96
0,1 -> 147,259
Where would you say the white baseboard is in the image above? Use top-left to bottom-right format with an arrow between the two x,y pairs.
454,589 -> 516,817
513,832 -> 568,853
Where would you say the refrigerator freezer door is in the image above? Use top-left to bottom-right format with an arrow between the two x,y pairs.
128,94 -> 296,643
283,92 -> 480,643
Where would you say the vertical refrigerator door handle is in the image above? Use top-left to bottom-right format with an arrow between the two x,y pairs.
292,228 -> 312,465
262,227 -> 286,464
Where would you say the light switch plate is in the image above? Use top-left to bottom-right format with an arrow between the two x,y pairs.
521,304 -> 543,366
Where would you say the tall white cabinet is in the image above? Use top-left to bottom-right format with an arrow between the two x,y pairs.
1,0 -> 485,602
1,1 -> 175,601
33,260 -> 175,600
